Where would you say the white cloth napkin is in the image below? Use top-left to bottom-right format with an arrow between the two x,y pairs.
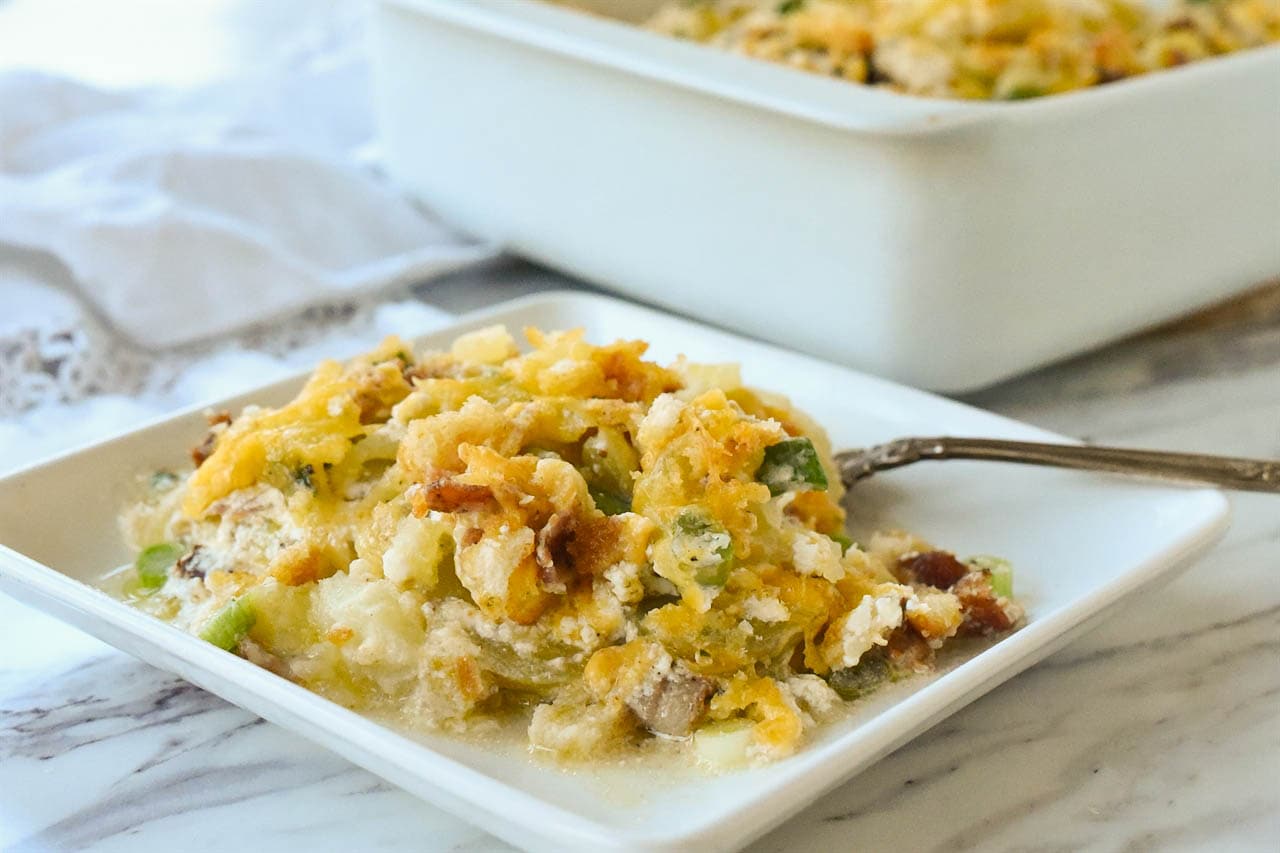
0,66 -> 491,348
0,3 -> 497,466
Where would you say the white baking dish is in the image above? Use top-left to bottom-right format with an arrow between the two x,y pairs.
0,292 -> 1230,852
370,0 -> 1280,391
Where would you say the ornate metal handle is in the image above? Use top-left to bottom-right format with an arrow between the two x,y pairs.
836,437 -> 1280,493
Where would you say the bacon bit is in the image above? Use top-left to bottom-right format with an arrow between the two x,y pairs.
191,434 -> 216,467
898,550 -> 968,589
175,545 -> 210,580
566,514 -> 628,577
884,628 -> 934,673
326,626 -> 354,644
411,478 -> 497,515
953,571 -> 1016,635
535,511 -> 577,593
190,411 -> 232,468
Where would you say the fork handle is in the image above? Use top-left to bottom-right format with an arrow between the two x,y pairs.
835,437 -> 1280,493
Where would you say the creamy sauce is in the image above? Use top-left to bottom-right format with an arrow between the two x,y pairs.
105,543 -> 1010,781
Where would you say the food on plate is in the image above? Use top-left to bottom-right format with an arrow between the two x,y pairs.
633,0 -> 1280,100
117,327 -> 1022,767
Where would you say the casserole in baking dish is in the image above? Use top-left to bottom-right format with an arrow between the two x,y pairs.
630,0 -> 1280,100
371,0 -> 1280,390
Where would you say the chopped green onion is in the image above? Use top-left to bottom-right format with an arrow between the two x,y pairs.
675,511 -> 709,537
968,555 -> 1014,598
135,543 -> 184,590
199,599 -> 256,651
150,470 -> 180,490
827,655 -> 890,700
294,463 -> 316,490
589,488 -> 631,516
756,437 -> 829,496
829,531 -> 855,554
581,428 -> 639,500
673,511 -> 734,587
693,558 -> 731,588
1005,85 -> 1044,100
776,0 -> 805,14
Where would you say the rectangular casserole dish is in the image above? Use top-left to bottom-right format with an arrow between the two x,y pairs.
370,0 -> 1280,392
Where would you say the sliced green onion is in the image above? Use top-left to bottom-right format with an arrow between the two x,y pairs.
829,531 -> 855,554
1005,85 -> 1044,101
135,543 -> 184,590
693,558 -> 731,587
199,599 -> 256,651
294,464 -> 315,490
827,655 -> 890,700
150,470 -> 180,490
674,511 -> 711,537
756,437 -> 829,496
589,488 -> 631,517
581,428 -> 639,500
969,555 -> 1014,598
673,511 -> 734,587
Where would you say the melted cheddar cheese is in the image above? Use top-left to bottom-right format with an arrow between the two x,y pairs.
118,327 -> 1022,766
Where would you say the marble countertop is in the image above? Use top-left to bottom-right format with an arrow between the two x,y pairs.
2,264 -> 1277,852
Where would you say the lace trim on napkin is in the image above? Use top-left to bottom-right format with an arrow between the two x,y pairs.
0,281 -> 422,416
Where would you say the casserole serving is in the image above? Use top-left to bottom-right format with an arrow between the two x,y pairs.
635,0 -> 1280,100
111,324 -> 1024,767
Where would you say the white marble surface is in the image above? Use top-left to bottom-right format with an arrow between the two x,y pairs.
2,266 -> 1278,852
1,2 -> 1277,848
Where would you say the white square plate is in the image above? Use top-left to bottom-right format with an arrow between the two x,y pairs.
0,292 -> 1229,852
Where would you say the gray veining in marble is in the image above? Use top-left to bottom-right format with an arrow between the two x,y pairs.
2,266 -> 1278,852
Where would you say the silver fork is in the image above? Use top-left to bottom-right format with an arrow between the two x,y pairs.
835,437 -> 1280,493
